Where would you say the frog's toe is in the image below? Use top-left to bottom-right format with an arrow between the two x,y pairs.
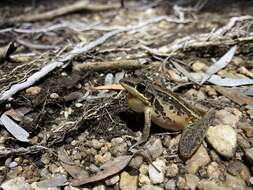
129,139 -> 146,151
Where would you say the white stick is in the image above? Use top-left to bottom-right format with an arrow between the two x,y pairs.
0,16 -> 179,101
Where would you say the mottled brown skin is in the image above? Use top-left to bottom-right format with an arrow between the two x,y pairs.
120,77 -> 211,158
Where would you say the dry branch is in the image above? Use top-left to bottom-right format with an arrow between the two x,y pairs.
73,59 -> 144,72
143,16 -> 253,56
0,145 -> 47,158
0,16 -> 178,101
7,0 -> 120,23
16,38 -> 59,50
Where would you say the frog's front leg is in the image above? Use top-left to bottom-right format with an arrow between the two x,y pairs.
141,106 -> 152,142
129,106 -> 152,150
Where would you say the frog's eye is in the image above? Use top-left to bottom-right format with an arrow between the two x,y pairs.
136,83 -> 146,93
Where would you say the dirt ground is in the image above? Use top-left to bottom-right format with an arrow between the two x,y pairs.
0,0 -> 253,189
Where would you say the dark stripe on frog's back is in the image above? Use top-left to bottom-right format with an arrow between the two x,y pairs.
152,84 -> 201,119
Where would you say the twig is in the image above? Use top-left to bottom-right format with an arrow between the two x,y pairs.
73,59 -> 144,72
143,16 -> 253,56
0,16 -> 177,101
0,145 -> 48,158
16,38 -> 59,50
214,16 -> 253,36
7,0 -> 120,23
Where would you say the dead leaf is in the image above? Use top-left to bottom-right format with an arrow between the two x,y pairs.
62,162 -> 88,179
0,114 -> 29,142
200,45 -> 237,84
71,155 -> 133,186
208,75 -> 253,87
93,84 -> 124,90
235,86 -> 253,96
58,147 -> 88,179
5,109 -> 24,122
214,86 -> 253,106
0,42 -> 17,62
58,147 -> 75,165
5,107 -> 32,122
36,175 -> 68,188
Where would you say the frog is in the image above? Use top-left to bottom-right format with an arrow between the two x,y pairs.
119,77 -> 215,159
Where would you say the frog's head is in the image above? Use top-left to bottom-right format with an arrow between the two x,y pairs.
119,77 -> 154,106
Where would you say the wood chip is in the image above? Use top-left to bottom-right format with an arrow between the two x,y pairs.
36,175 -> 68,188
214,86 -> 253,106
93,84 -> 124,90
71,155 -> 133,186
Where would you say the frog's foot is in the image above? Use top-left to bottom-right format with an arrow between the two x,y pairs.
128,133 -> 149,151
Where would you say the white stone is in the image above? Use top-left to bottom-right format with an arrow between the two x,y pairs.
140,185 -> 163,190
8,161 -> 18,168
146,138 -> 164,160
31,182 -> 60,190
1,177 -> 31,190
139,174 -> 151,186
186,145 -> 210,174
120,171 -> 138,190
148,160 -> 166,184
92,185 -> 106,190
105,175 -> 119,186
206,125 -> 237,158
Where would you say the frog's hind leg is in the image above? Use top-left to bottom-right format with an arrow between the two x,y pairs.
179,108 -> 215,159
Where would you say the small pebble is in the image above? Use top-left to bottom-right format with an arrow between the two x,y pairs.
140,164 -> 149,175
92,184 -> 106,190
227,160 -> 251,184
129,155 -> 143,169
232,56 -> 244,65
176,176 -> 187,190
75,103 -> 83,108
139,174 -> 151,186
95,152 -> 111,165
225,173 -> 246,190
244,148 -> 253,164
206,124 -> 237,158
215,108 -> 242,127
197,179 -> 226,190
185,174 -> 200,190
204,86 -> 217,96
8,162 -> 18,168
50,93 -> 59,99
105,73 -> 114,85
105,175 -> 119,186
207,162 -> 221,179
164,179 -> 176,190
186,145 -> 210,174
148,160 -> 166,184
162,136 -> 171,148
114,71 -> 125,83
25,86 -> 41,96
237,134 -> 251,149
140,185 -> 163,190
191,60 -> 207,72
166,163 -> 178,177
239,122 -> 253,137
91,139 -> 103,149
111,137 -> 127,156
1,177 -> 31,190
146,138 -> 164,160
120,171 -> 138,190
